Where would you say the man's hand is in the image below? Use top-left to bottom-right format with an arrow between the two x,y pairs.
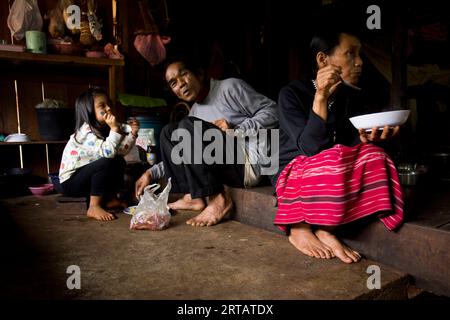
359,125 -> 400,143
212,118 -> 231,131
135,170 -> 152,199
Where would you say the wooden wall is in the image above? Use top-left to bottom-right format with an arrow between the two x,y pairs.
0,0 -> 112,180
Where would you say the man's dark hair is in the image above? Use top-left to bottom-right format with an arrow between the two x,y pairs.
163,55 -> 206,81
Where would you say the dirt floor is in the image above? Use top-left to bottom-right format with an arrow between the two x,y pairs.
0,194 -> 412,300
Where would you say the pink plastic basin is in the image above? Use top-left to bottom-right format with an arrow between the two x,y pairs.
29,183 -> 54,196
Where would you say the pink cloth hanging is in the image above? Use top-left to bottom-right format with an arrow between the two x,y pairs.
134,34 -> 171,66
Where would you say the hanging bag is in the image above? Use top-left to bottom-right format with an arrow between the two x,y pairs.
7,0 -> 43,41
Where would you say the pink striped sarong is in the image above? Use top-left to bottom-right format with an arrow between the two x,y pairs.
275,143 -> 404,233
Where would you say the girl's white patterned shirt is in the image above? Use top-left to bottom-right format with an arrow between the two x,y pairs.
59,123 -> 136,183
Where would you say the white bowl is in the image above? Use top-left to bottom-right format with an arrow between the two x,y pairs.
349,110 -> 410,131
4,133 -> 30,142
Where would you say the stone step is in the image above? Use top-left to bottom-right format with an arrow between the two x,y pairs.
0,194 -> 409,300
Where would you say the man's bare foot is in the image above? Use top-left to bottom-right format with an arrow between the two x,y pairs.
288,223 -> 334,259
186,191 -> 233,227
105,197 -> 127,209
168,193 -> 206,211
87,205 -> 116,221
315,229 -> 361,263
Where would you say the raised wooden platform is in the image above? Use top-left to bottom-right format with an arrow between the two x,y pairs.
226,185 -> 450,297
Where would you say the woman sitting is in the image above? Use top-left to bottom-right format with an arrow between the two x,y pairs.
272,28 -> 404,263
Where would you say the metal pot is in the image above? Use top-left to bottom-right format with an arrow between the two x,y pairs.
397,163 -> 428,187
398,171 -> 421,186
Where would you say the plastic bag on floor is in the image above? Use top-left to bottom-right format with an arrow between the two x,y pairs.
130,178 -> 171,231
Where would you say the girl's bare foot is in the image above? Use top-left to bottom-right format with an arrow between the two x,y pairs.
186,191 -> 233,227
289,223 -> 334,259
87,205 -> 116,221
315,229 -> 361,263
168,193 -> 206,211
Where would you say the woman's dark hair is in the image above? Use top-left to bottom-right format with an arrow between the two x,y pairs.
309,27 -> 361,75
74,86 -> 110,140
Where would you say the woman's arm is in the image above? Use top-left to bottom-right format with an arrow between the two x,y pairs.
278,85 -> 331,156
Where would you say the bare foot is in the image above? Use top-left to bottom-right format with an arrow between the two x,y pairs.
315,229 -> 361,263
105,197 -> 127,209
186,191 -> 233,227
288,223 -> 334,259
87,205 -> 116,221
168,193 -> 206,211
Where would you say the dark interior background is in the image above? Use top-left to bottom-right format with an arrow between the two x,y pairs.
1,0 -> 449,177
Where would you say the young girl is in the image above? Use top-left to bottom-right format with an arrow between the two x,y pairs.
59,87 -> 139,221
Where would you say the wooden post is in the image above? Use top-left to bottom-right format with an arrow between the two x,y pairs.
390,9 -> 408,108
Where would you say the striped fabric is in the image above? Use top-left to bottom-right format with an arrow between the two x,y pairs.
275,143 -> 404,233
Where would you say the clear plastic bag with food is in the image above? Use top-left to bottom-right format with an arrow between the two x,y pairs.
130,178 -> 171,231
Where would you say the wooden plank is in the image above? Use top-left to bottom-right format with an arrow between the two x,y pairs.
0,79 -> 18,135
341,220 -> 450,297
0,1 -> 11,43
0,141 -> 67,146
0,61 -> 109,83
0,51 -> 124,67
390,9 -> 407,108
0,142 -> 65,178
16,81 -> 43,140
43,82 -> 69,102
21,144 -> 48,179
403,186 -> 450,227
0,145 -> 21,169
48,143 -> 65,175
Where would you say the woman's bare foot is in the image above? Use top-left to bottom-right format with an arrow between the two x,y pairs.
168,193 -> 206,211
315,229 -> 361,263
186,191 -> 233,227
87,205 -> 116,221
289,223 -> 334,259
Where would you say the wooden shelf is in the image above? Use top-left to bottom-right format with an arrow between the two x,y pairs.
0,50 -> 125,106
0,51 -> 124,67
0,140 -> 68,146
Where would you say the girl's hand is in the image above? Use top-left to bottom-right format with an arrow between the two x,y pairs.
128,118 -> 140,137
315,65 -> 343,100
104,112 -> 119,132
358,125 -> 400,143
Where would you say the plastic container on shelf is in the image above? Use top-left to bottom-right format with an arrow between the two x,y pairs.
36,107 -> 74,141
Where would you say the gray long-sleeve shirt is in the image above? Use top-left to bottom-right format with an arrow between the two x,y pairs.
149,78 -> 278,184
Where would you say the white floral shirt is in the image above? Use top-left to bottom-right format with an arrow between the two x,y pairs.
59,123 -> 136,183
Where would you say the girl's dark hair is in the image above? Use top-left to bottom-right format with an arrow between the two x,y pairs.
309,27 -> 361,75
74,86 -> 110,140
